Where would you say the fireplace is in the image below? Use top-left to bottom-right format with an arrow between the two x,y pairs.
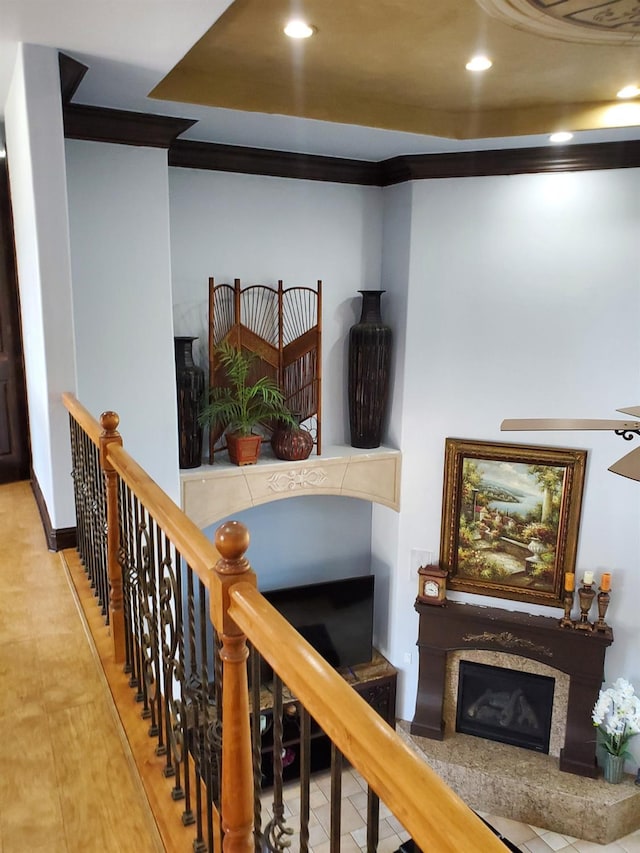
411,601 -> 613,777
456,660 -> 555,753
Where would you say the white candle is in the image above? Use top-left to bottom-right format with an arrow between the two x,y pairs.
583,571 -> 594,586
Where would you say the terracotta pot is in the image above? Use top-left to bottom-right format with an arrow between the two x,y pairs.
226,432 -> 262,466
271,424 -> 313,461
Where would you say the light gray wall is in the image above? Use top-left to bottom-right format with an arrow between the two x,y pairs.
212,495 -> 373,591
4,44 -> 77,528
168,168 -> 384,447
386,169 -> 640,729
65,139 -> 180,502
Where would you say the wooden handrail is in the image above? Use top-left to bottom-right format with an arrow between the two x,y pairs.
106,443 -> 218,589
228,582 -> 507,853
62,391 -> 102,445
63,391 -> 507,853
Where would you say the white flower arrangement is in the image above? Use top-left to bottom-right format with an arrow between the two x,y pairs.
592,678 -> 640,758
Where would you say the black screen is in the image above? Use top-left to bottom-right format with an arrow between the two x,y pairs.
263,575 -> 374,669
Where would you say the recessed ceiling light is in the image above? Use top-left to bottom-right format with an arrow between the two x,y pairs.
549,131 -> 573,143
284,19 -> 315,39
617,84 -> 640,100
465,56 -> 492,72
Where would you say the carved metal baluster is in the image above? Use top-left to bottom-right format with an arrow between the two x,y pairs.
250,646 -> 264,853
330,744 -> 342,853
83,428 -> 97,591
118,480 -> 136,680
159,541 -> 187,805
69,417 -> 87,569
137,514 -> 157,729
134,510 -> 152,715
366,786 -> 380,853
264,674 -> 293,853
90,430 -> 104,612
183,562 -> 199,827
189,564 -> 207,848
131,498 -> 146,703
199,577 -> 219,853
94,441 -> 109,622
299,708 -> 311,853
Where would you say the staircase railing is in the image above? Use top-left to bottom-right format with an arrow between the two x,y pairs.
62,392 -> 507,853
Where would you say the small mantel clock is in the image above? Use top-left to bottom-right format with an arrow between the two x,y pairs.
417,564 -> 448,606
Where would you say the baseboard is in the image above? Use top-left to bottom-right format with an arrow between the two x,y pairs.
30,471 -> 77,552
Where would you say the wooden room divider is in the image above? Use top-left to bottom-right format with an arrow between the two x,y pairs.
208,278 -> 322,462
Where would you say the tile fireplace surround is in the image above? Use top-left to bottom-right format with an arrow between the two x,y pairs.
406,601 -> 640,844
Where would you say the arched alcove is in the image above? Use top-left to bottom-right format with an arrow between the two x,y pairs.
180,445 -> 401,530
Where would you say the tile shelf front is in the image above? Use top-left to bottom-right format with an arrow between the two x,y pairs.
180,445 -> 401,530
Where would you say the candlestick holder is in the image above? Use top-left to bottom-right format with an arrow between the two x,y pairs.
594,586 -> 611,633
575,581 -> 596,631
559,591 -> 575,628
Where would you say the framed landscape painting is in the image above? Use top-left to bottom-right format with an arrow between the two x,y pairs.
440,439 -> 587,606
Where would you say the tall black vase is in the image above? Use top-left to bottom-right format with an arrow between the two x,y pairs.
348,290 -> 392,449
174,336 -> 205,469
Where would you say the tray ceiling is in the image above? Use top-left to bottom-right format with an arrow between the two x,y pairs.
149,0 -> 640,140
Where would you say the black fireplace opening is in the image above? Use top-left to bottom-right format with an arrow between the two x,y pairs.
456,660 -> 555,754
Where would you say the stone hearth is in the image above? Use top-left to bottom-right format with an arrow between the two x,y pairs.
397,720 -> 640,844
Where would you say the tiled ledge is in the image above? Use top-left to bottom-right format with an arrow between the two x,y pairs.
180,445 -> 401,529
397,720 -> 640,845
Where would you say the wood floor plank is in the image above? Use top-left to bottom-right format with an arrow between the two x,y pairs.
49,700 -> 161,853
0,482 -> 164,853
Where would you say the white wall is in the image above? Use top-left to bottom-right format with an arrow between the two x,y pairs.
169,168 -> 384,447
168,168 -> 385,590
4,44 -> 77,529
65,139 -> 180,502
388,169 -> 640,749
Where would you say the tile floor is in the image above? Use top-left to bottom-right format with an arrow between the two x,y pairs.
261,767 -> 640,853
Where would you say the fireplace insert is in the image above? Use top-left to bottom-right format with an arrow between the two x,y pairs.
456,660 -> 555,753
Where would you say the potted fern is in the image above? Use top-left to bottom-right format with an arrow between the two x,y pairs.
200,341 -> 296,465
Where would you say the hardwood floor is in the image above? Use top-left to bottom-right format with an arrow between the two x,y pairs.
0,481 -> 163,853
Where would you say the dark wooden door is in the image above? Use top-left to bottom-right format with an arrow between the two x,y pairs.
0,158 -> 30,483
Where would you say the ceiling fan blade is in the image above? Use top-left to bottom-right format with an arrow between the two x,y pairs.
609,446 -> 640,482
501,418 -> 640,431
617,406 -> 640,418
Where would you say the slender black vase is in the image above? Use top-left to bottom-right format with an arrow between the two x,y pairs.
348,290 -> 392,448
174,336 -> 205,469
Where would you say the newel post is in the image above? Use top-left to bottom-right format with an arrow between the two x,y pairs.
213,521 -> 257,853
99,411 -> 126,664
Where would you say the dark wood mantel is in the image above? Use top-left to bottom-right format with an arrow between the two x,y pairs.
411,601 -> 613,778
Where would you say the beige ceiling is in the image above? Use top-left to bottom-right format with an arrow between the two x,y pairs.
149,0 -> 640,140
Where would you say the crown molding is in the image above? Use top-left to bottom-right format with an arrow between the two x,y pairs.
379,140 -> 640,184
60,104 -> 640,181
169,139 -> 383,185
58,53 -> 89,104
63,104 -> 197,149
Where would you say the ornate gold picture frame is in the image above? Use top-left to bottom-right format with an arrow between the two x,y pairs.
440,439 -> 587,606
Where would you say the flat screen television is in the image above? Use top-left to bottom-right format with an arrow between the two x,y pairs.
263,574 -> 374,670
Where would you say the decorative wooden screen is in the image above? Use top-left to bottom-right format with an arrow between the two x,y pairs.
208,278 -> 322,462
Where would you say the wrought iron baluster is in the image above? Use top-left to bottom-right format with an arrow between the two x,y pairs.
264,674 -> 293,853
299,708 -> 311,853
330,744 -> 343,853
131,497 -> 146,703
366,785 -> 380,853
118,480 -> 135,679
250,645 -> 264,853
136,505 -> 154,720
